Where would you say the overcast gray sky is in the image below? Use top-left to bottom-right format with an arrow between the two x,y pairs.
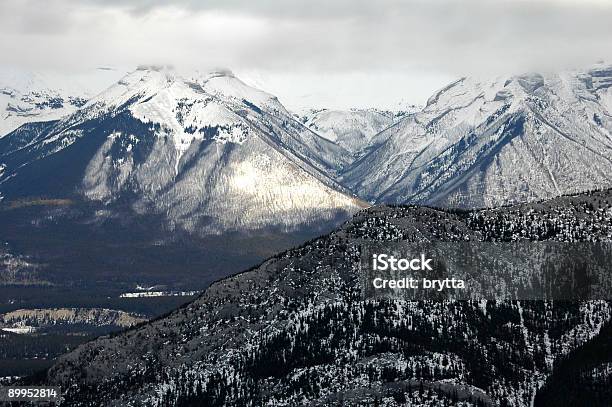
2,0 -> 612,110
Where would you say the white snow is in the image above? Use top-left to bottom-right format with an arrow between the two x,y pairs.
1,326 -> 37,334
119,291 -> 199,298
0,66 -> 125,137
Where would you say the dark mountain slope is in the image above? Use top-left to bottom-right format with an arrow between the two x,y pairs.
534,319 -> 612,407
37,189 -> 612,406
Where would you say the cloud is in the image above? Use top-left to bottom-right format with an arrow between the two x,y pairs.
1,0 -> 612,107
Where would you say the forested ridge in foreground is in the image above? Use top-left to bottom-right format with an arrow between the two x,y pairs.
30,188 -> 612,406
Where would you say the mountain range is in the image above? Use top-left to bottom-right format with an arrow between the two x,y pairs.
2,64 -> 611,221
2,64 -> 612,404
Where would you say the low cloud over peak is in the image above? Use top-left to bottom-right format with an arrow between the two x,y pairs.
2,0 -> 611,108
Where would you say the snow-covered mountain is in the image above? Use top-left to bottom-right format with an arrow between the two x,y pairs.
0,66 -> 364,233
300,108 -> 402,156
5,63 -> 612,214
342,64 -> 612,208
0,67 -> 124,138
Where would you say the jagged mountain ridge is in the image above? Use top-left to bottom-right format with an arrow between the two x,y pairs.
41,188 -> 612,406
0,67 -> 364,233
342,65 -> 612,208
3,64 -> 612,214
